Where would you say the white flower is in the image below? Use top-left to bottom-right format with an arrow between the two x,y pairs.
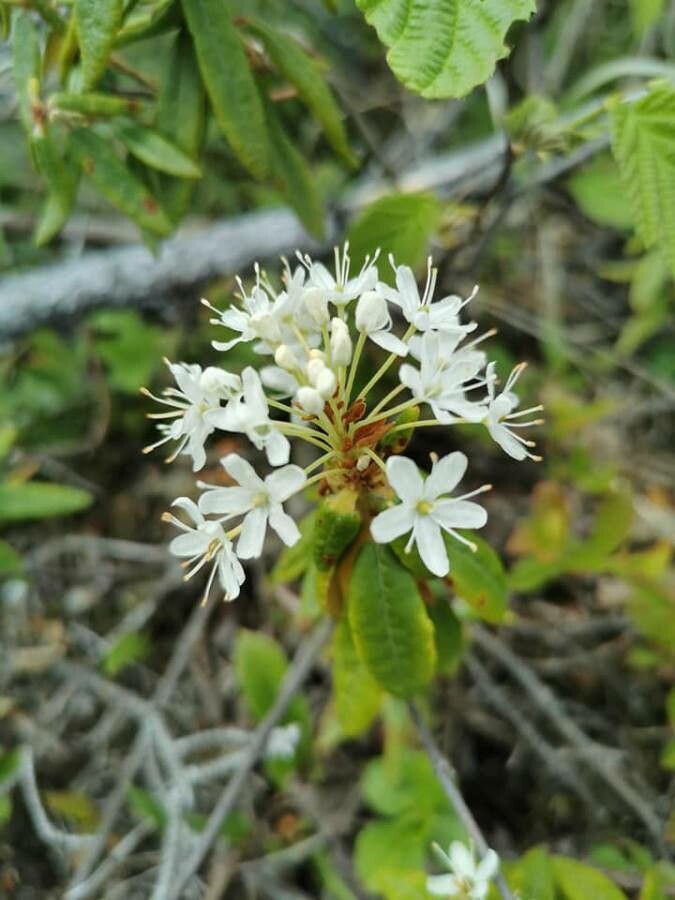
198,453 -> 305,559
426,842 -> 500,900
399,333 -> 486,423
484,362 -> 543,462
379,258 -> 478,336
304,243 -> 378,307
143,362 -> 242,471
330,317 -> 353,366
208,367 -> 290,467
266,723 -> 301,761
370,453 -> 489,577
355,290 -> 408,356
164,498 -> 245,603
296,385 -> 326,416
206,267 -> 282,353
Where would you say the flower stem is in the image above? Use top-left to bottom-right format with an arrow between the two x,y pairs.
344,331 -> 366,405
359,397 -> 421,428
357,324 -> 415,402
303,467 -> 345,489
303,451 -> 336,475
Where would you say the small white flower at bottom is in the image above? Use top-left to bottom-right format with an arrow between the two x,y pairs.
426,841 -> 500,900
370,453 -> 489,578
164,498 -> 245,603
198,454 -> 306,559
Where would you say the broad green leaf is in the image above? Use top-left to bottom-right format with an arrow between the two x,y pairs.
362,749 -> 445,817
517,846 -> 556,900
49,92 -> 146,118
429,600 -> 463,674
587,491 -> 633,557
0,540 -> 23,575
552,856 -> 629,900
11,11 -> 40,135
627,581 -> 675,659
629,0 -> 664,36
333,616 -> 382,737
70,128 -> 173,235
567,156 -> 633,230
102,632 -> 151,676
265,102 -> 325,238
0,481 -> 92,523
156,31 -> 207,222
271,510 -> 317,583
347,193 -> 442,273
112,120 -> 201,179
313,490 -> 361,571
349,543 -> 436,697
354,816 -> 430,893
181,0 -> 269,178
611,83 -> 675,277
356,0 -> 536,99
248,21 -> 355,166
90,310 -> 167,394
235,629 -> 288,721
445,533 -> 507,624
75,0 -> 124,89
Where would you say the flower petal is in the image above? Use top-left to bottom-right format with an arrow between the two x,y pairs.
370,503 -> 415,544
476,849 -> 500,882
386,455 -> 424,503
413,515 -> 449,577
449,842 -> 477,879
424,451 -> 468,500
432,499 -> 487,530
264,430 -> 290,467
268,504 -> 301,546
171,496 -> 203,525
221,453 -> 263,491
236,507 -> 268,559
265,464 -> 306,502
370,330 -> 409,356
199,486 -> 254,516
426,874 -> 461,896
169,531 -> 208,558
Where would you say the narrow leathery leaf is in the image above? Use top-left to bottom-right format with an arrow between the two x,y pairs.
181,0 -> 269,178
552,856 -> 629,900
70,128 -> 173,235
265,103 -> 325,238
34,191 -> 72,246
31,132 -> 78,244
0,4 -> 9,41
156,31 -> 207,222
611,83 -> 675,276
248,21 -> 356,166
332,616 -> 382,737
272,510 -> 317,583
112,120 -> 202,178
444,533 -> 507,624
11,11 -> 41,135
50,92 -> 146,118
347,193 -> 442,272
349,543 -> 436,697
313,490 -> 361,571
75,0 -> 124,89
356,0 -> 536,99
0,481 -> 93,523
115,0 -> 179,46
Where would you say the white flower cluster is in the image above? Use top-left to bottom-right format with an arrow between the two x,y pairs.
427,841 -> 500,899
145,245 -> 542,603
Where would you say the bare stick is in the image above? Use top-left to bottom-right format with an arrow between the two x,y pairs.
164,617 -> 333,900
408,702 -> 516,900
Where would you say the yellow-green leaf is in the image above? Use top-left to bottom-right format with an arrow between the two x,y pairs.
11,11 -> 40,135
333,616 -> 382,737
181,0 -> 269,178
349,543 -> 436,697
444,533 -> 507,624
552,856 -> 629,900
313,490 -> 361,572
0,481 -> 92,523
75,0 -> 124,89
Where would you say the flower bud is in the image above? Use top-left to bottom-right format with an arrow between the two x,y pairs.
316,367 -> 337,400
309,349 -> 325,361
303,287 -> 329,325
356,290 -> 389,333
274,344 -> 299,372
356,454 -> 370,471
330,317 -> 352,366
306,357 -> 327,386
296,386 -> 325,416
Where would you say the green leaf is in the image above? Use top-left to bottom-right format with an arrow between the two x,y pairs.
611,83 -> 675,277
313,490 -> 361,571
11,11 -> 40,135
355,0 -> 535,99
235,629 -> 288,721
31,131 -> 78,245
127,786 -> 166,828
181,0 -> 269,178
271,510 -> 317,583
333,616 -> 382,738
445,534 -> 507,624
102,632 -> 151,676
70,128 -> 173,236
0,796 -> 11,827
0,481 -> 93,523
0,540 -> 23,576
517,846 -> 556,900
90,309 -> 166,393
112,119 -> 202,179
49,92 -> 146,118
354,816 -> 429,893
156,31 -> 207,222
265,101 -> 325,238
362,748 -> 445,817
629,0 -> 664,36
567,156 -> 634,230
0,749 -> 21,785
115,0 -> 179,45
552,856 -> 629,900
75,0 -> 124,89
347,193 -> 442,273
429,600 -> 464,675
44,791 -> 99,831
349,543 -> 436,697
248,21 -> 355,166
